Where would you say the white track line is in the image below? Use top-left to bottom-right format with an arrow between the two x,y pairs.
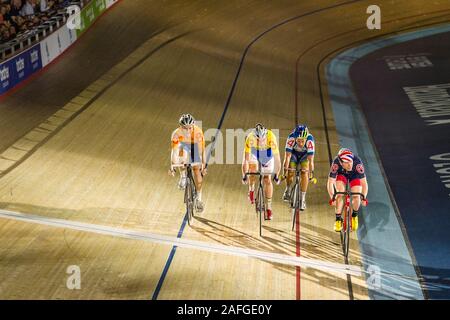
0,209 -> 362,276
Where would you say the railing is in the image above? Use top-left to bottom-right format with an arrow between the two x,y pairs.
0,1 -> 87,61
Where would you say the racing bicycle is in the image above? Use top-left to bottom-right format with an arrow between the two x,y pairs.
330,184 -> 366,258
171,162 -> 201,226
245,171 -> 278,237
284,167 -> 317,231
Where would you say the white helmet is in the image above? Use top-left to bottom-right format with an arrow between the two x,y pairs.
179,114 -> 195,126
254,123 -> 268,138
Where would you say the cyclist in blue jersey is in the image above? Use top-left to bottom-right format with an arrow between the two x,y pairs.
282,125 -> 315,210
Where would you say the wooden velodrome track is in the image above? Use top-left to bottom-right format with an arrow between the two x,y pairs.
0,0 -> 449,299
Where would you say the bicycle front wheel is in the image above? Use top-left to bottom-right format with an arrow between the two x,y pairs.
342,208 -> 351,257
290,182 -> 297,209
190,174 -> 197,218
186,180 -> 194,226
291,183 -> 299,231
257,186 -> 264,236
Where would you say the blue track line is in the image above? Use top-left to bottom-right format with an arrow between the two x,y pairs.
151,0 -> 364,299
151,214 -> 188,300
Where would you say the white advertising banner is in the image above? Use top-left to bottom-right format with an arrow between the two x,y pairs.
58,25 -> 78,51
40,31 -> 60,67
40,26 -> 78,67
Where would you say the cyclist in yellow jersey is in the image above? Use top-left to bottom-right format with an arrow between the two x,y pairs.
170,114 -> 207,213
241,123 -> 281,220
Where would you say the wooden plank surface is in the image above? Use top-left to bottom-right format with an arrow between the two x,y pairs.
0,0 -> 449,299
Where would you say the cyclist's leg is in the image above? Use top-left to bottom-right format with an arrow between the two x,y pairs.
263,175 -> 273,201
190,143 -> 202,192
178,167 -> 187,189
283,154 -> 297,200
248,162 -> 258,188
261,158 -> 274,219
350,178 -> 362,230
350,179 -> 362,212
334,175 -> 347,231
190,144 -> 204,211
300,158 -> 309,192
192,166 -> 203,196
193,167 -> 205,212
246,160 -> 258,204
247,151 -> 259,187
299,158 -> 309,209
287,153 -> 298,186
335,175 -> 347,212
172,146 -> 188,189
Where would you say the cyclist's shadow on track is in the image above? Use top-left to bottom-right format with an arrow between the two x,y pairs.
359,201 -> 390,241
192,216 -> 356,285
192,216 -> 296,255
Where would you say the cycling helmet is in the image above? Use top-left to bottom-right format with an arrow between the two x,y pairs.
179,114 -> 195,126
338,148 -> 354,163
294,125 -> 309,139
254,123 -> 268,139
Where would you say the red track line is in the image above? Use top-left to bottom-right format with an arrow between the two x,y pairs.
294,58 -> 300,125
295,209 -> 301,299
0,0 -> 123,101
294,46 -> 301,301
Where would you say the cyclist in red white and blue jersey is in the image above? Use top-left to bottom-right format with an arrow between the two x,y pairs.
282,125 -> 315,210
327,148 -> 368,232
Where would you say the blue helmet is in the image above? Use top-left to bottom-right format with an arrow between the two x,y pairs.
294,125 -> 309,139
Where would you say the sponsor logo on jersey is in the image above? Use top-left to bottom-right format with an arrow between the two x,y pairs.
287,138 -> 295,148
356,163 -> 365,174
331,163 -> 339,174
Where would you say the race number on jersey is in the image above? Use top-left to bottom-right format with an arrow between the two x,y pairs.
307,139 -> 314,153
286,137 -> 295,148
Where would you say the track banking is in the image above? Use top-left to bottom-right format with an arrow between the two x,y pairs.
404,83 -> 450,126
430,153 -> 450,198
